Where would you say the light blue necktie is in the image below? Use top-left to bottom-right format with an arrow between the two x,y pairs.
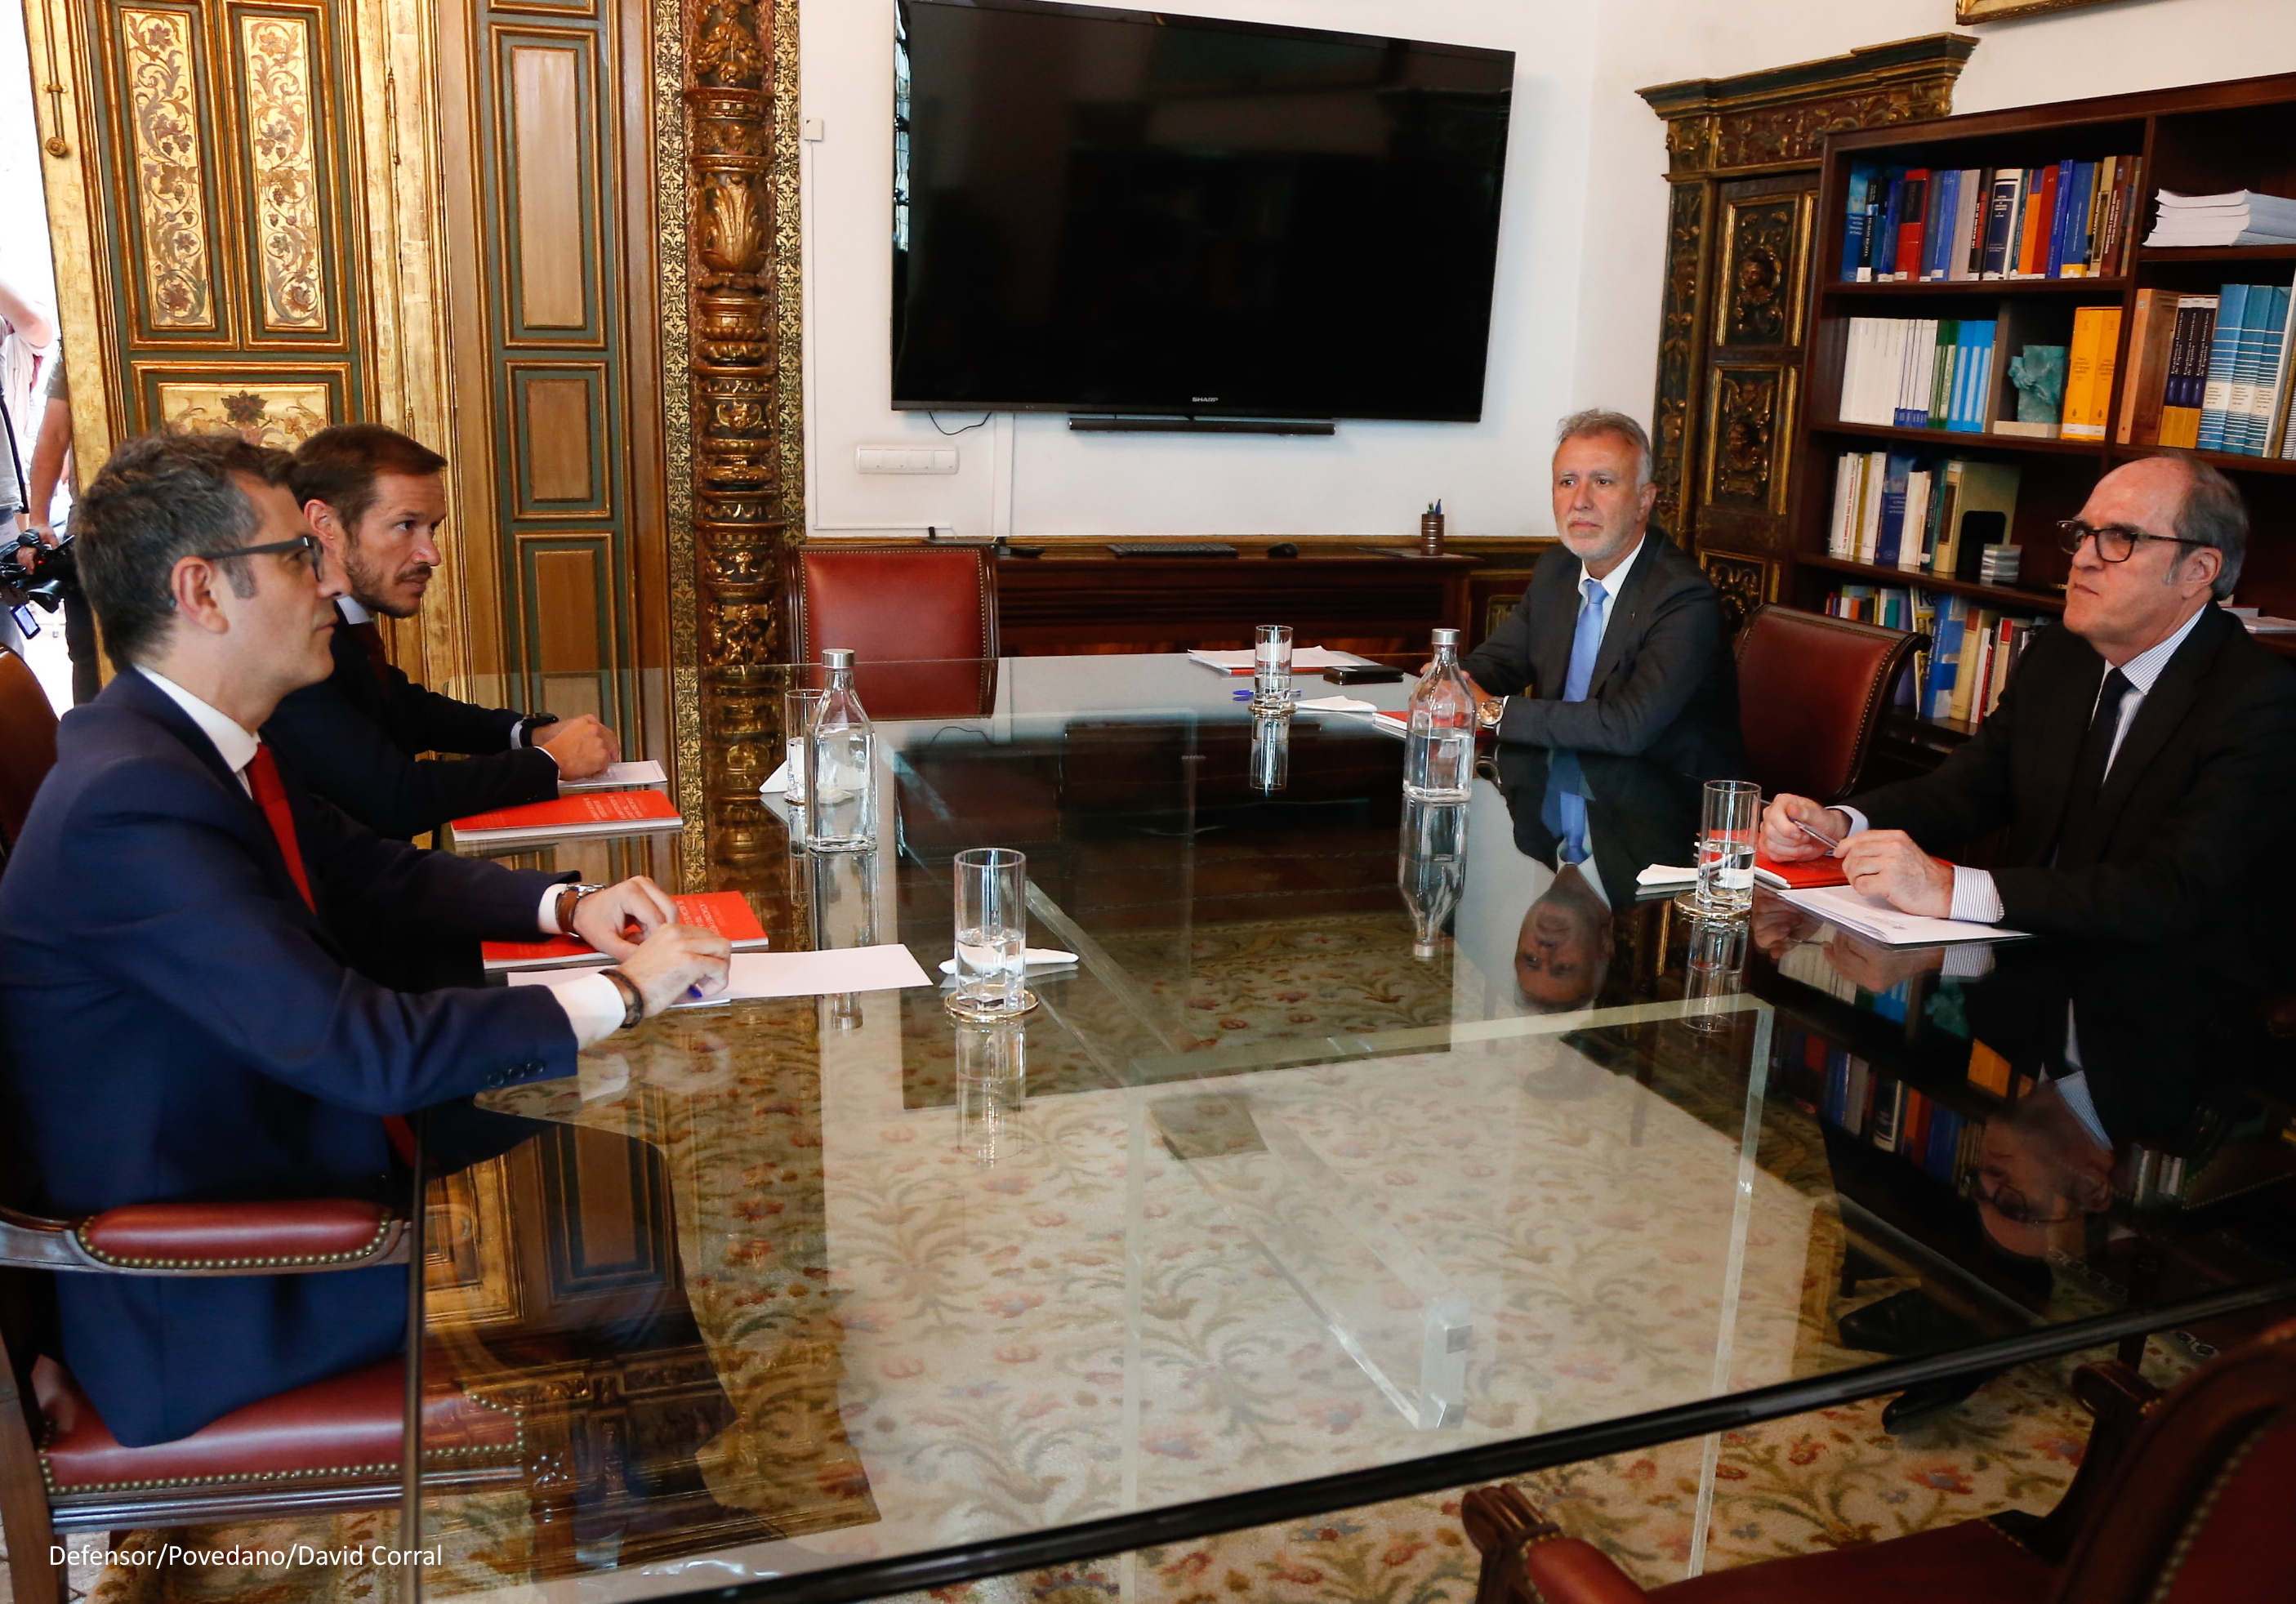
1562,577 -> 1607,703
1540,750 -> 1591,866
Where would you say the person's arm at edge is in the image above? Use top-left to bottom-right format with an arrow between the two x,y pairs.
266,679 -> 556,838
1489,582 -> 1717,755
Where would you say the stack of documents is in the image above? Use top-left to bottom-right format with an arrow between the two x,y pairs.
1187,647 -> 1375,675
507,943 -> 931,1006
559,759 -> 668,794
483,891 -> 770,971
2145,189 -> 2296,247
451,789 -> 682,846
1780,884 -> 2027,947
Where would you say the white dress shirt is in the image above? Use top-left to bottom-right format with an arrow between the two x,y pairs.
1835,603 -> 2212,925
140,667 -> 626,1046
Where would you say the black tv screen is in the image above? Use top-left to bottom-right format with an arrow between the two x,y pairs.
892,0 -> 1514,422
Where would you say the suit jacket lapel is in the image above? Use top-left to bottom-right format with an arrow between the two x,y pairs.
1587,533 -> 1665,694
112,671 -> 332,935
1531,555 -> 1577,701
2084,608 -> 2231,849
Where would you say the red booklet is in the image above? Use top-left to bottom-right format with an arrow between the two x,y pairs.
452,789 -> 682,843
483,891 -> 769,971
1754,850 -> 1850,890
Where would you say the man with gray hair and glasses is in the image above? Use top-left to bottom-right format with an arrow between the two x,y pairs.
1457,409 -> 1745,780
1764,454 -> 2296,939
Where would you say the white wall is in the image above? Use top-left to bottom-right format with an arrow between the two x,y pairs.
798,0 -> 1598,541
798,0 -> 2296,544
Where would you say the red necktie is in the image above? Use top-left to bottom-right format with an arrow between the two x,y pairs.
349,618 -> 391,681
251,742 -> 419,1164
246,744 -> 316,912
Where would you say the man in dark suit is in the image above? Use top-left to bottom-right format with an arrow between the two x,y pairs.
261,424 -> 619,840
0,431 -> 729,1447
1763,455 -> 2296,940
1459,410 -> 1745,779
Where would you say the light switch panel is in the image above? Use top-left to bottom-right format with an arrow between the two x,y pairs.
856,446 -> 959,474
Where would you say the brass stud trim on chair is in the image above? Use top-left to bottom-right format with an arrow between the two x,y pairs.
38,1398 -> 526,1495
71,1215 -> 397,1270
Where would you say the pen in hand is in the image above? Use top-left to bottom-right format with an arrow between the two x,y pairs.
1794,816 -> 1843,853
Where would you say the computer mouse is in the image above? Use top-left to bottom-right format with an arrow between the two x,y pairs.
1267,541 -> 1299,558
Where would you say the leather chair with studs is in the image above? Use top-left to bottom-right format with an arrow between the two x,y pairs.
1733,604 -> 1919,805
788,541 -> 1001,720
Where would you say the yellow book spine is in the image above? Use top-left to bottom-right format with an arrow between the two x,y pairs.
2061,308 -> 2103,441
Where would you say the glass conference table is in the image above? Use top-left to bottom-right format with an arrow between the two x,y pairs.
413,653 -> 2296,1604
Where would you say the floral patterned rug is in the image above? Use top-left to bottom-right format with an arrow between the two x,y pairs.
14,1331 -> 2186,1604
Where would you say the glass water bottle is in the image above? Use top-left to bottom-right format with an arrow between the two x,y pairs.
806,648 -> 877,851
1404,628 -> 1476,802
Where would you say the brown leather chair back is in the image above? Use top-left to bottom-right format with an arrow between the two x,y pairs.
0,647 -> 59,849
1733,604 -> 1917,804
2049,1319 -> 2296,1603
790,543 -> 1000,719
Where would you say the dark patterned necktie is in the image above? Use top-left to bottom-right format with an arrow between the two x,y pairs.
2055,668 -> 2133,859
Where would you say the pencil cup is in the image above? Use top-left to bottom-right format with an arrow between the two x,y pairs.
1420,511 -> 1446,555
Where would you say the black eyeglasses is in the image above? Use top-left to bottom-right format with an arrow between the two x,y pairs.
193,534 -> 321,575
2053,519 -> 2207,564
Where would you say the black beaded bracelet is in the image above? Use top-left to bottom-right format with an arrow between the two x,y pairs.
598,967 -> 645,1031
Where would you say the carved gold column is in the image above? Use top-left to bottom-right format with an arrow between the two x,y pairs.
676,0 -> 802,886
1639,33 -> 1973,626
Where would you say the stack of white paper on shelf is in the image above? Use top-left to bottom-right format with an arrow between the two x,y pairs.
2145,189 -> 2296,247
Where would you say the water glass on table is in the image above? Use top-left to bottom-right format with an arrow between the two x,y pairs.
1694,779 -> 1760,916
781,688 -> 823,835
1252,623 -> 1295,707
947,847 -> 1038,1020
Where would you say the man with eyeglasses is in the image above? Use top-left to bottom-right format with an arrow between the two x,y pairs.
261,423 -> 619,841
0,430 -> 731,1449
1762,454 -> 2296,938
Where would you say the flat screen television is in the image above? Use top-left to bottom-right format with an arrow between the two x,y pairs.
892,0 -> 1515,423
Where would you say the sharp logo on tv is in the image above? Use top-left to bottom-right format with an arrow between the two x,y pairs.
892,0 -> 1514,424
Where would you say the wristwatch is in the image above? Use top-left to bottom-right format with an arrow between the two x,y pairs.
513,712 -> 560,748
554,881 -> 605,936
1476,697 -> 1506,731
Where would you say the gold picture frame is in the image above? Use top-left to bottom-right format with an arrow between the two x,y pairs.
1956,0 -> 2136,23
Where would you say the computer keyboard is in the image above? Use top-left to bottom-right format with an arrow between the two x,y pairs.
1105,542 -> 1239,558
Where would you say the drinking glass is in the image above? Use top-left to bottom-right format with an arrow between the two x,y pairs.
1252,624 -> 1295,707
1250,706 -> 1292,793
955,1019 -> 1028,1164
947,847 -> 1037,1020
1681,911 -> 1750,1033
780,688 -> 823,840
1694,780 -> 1761,916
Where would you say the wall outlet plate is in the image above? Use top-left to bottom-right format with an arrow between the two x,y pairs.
857,446 -> 958,474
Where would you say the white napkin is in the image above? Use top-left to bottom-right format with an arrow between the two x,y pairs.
936,948 -> 1080,976
760,761 -> 791,795
1295,695 -> 1380,713
1635,864 -> 1699,887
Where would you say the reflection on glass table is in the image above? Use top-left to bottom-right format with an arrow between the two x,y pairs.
411,653 -> 2296,1604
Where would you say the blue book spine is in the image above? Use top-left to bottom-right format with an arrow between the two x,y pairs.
2254,287 -> 2291,454
1843,163 -> 1875,281
2044,160 -> 2075,277
1823,1053 -> 1849,1125
1875,452 -> 1914,567
2239,286 -> 2288,454
1925,170 -> 1959,279
1875,173 -> 1905,280
1928,601 -> 1965,718
1924,1109 -> 1964,1183
2198,283 -> 2248,452
1953,322 -> 1995,432
2066,162 -> 2095,274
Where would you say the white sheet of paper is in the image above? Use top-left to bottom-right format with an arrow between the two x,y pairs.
1779,884 -> 2029,947
760,761 -> 792,795
1295,694 -> 1380,713
509,943 -> 932,1005
1187,647 -> 1375,674
935,947 -> 1078,976
559,760 -> 668,793
1635,864 -> 1698,887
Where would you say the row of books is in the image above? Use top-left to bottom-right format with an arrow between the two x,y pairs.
1774,1028 -> 1983,1190
1822,585 -> 2044,726
1839,156 -> 2140,283
1826,451 -> 2020,578
1837,317 -> 1996,432
2118,283 -> 2296,457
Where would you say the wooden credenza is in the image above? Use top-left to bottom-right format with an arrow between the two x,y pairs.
992,546 -> 1482,657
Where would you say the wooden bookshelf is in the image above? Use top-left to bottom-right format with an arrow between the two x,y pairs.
1790,71 -> 2296,740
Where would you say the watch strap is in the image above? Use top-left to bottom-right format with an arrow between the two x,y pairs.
597,968 -> 645,1031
